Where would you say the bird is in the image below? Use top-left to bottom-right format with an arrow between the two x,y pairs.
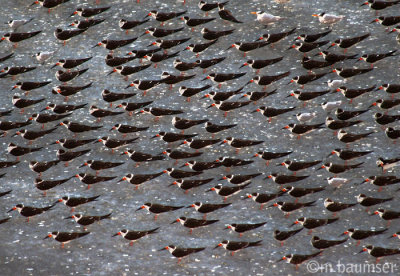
41,103 -> 87,114
169,178 -> 213,194
188,202 -> 231,219
274,228 -> 303,246
324,198 -> 357,215
328,149 -> 372,161
341,228 -> 387,246
291,217 -> 339,234
8,203 -> 55,222
113,228 -> 159,246
207,183 -> 251,200
254,151 -> 293,166
57,195 -> 100,212
371,16 -> 400,27
89,106 -> 124,121
312,12 -> 344,24
225,222 -> 266,237
122,150 -> 164,164
52,83 -> 92,101
119,18 -> 150,33
55,68 -> 89,83
7,143 -> 42,160
319,162 -> 364,174
278,252 -> 322,269
337,129 -> 373,144
311,236 -> 347,250
163,168 -> 203,179
66,213 -> 111,229
251,11 -> 283,26
171,217 -> 218,233
327,33 -> 370,52
102,90 -> 137,105
96,136 -> 138,152
75,173 -> 117,189
214,240 -> 262,256
283,123 -> 324,139
146,10 -> 187,25
357,50 -> 397,66
56,149 -> 90,166
359,245 -> 400,262
159,245 -> 205,264
220,173 -> 262,185
1,31 -> 42,47
29,160 -> 60,175
185,40 -> 218,57
335,108 -> 368,121
295,30 -> 332,43
142,27 -> 184,38
385,127 -> 400,142
6,18 -> 34,30
361,0 -> 400,11
218,4 -> 242,23
69,19 -> 105,30
245,191 -> 285,209
44,231 -> 90,248
34,177 -> 72,196
152,131 -> 197,143
267,173 -> 310,185
14,128 -> 57,142
356,194 -> 393,207
93,37 -> 138,51
136,203 -> 184,220
70,6 -> 111,18
60,121 -> 102,134
51,138 -> 96,149
288,72 -> 328,88
201,27 -> 235,40
54,28 -> 86,45
51,57 -> 92,69
118,172 -> 163,188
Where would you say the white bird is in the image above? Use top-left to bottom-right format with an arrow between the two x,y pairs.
35,51 -> 57,64
6,18 -> 34,30
327,79 -> 346,89
312,13 -> 344,25
321,101 -> 342,112
251,11 -> 284,26
326,177 -> 350,188
295,112 -> 317,123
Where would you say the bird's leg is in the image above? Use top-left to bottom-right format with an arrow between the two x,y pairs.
224,112 -> 228,117
13,43 -> 18,48
154,117 -> 159,122
280,241 -> 284,247
297,135 -> 301,140
135,185 -> 139,190
387,220 -> 391,227
125,30 -> 129,35
64,96 -> 69,102
239,233 -> 243,237
143,91 -> 147,96
260,204 -> 264,210
285,212 -> 290,218
169,84 -> 173,90
154,63 -> 158,68
87,185 -> 91,190
308,229 -> 313,235
218,83 -> 222,89
71,208 -> 75,213
124,76 -> 128,82
177,258 -> 181,264
235,148 -> 240,154
154,214 -> 158,220
266,161 -> 270,166
231,252 -> 235,256
186,97 -> 191,102
16,157 -> 20,161
96,171 -> 99,176
181,130 -> 185,134
293,172 -> 297,176
256,69 -> 260,74
203,69 -> 206,74
130,241 -> 134,246
184,190 -> 189,194
202,214 -> 207,220
61,243 -> 64,249
224,197 -> 227,201
41,124 -> 45,129
263,86 -> 266,91
189,229 -> 192,234
63,41 -> 66,47
26,217 -> 30,222
243,53 -> 246,57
